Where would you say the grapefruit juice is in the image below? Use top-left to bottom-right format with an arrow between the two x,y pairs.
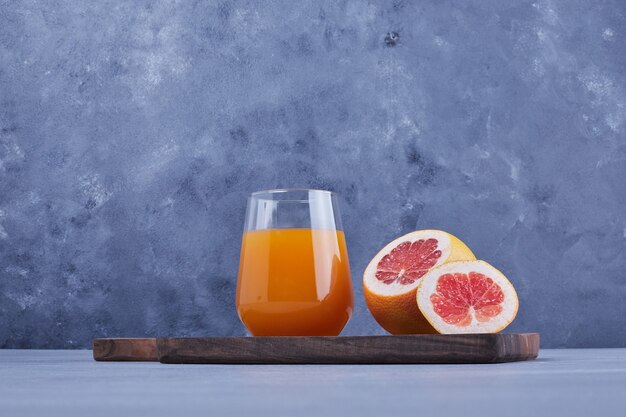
236,228 -> 354,336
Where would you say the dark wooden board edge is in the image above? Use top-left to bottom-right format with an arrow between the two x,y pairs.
92,333 -> 539,364
494,333 -> 540,362
93,338 -> 158,361
157,333 -> 540,364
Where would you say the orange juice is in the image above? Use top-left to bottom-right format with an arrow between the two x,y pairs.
236,228 -> 354,336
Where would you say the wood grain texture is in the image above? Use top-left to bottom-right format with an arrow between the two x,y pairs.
494,333 -> 541,363
93,338 -> 158,361
157,333 -> 539,364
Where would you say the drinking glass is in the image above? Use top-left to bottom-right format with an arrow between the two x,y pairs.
236,189 -> 354,336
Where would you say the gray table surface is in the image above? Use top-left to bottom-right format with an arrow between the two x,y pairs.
1,349 -> 625,417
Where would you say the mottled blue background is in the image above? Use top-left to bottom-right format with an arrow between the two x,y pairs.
1,0 -> 625,349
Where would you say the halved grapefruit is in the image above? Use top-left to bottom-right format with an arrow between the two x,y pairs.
417,260 -> 518,334
363,230 -> 475,334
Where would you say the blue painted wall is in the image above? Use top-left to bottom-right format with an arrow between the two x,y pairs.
1,0 -> 625,348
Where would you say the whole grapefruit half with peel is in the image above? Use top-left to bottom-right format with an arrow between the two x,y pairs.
363,230 -> 475,334
417,260 -> 518,334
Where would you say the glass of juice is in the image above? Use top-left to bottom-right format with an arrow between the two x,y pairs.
236,189 -> 354,336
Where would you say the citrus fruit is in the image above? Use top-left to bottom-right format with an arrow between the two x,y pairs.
417,260 -> 518,334
363,230 -> 476,334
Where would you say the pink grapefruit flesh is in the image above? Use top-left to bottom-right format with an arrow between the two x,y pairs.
430,272 -> 505,327
375,238 -> 442,285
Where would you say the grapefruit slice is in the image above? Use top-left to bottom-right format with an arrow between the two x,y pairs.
417,260 -> 518,334
363,230 -> 475,334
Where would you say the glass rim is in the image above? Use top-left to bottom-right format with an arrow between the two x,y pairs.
249,188 -> 336,202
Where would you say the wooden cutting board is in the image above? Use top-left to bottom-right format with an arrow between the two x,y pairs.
93,333 -> 539,364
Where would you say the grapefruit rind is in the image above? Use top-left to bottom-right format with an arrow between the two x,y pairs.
363,230 -> 476,335
416,260 -> 519,334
